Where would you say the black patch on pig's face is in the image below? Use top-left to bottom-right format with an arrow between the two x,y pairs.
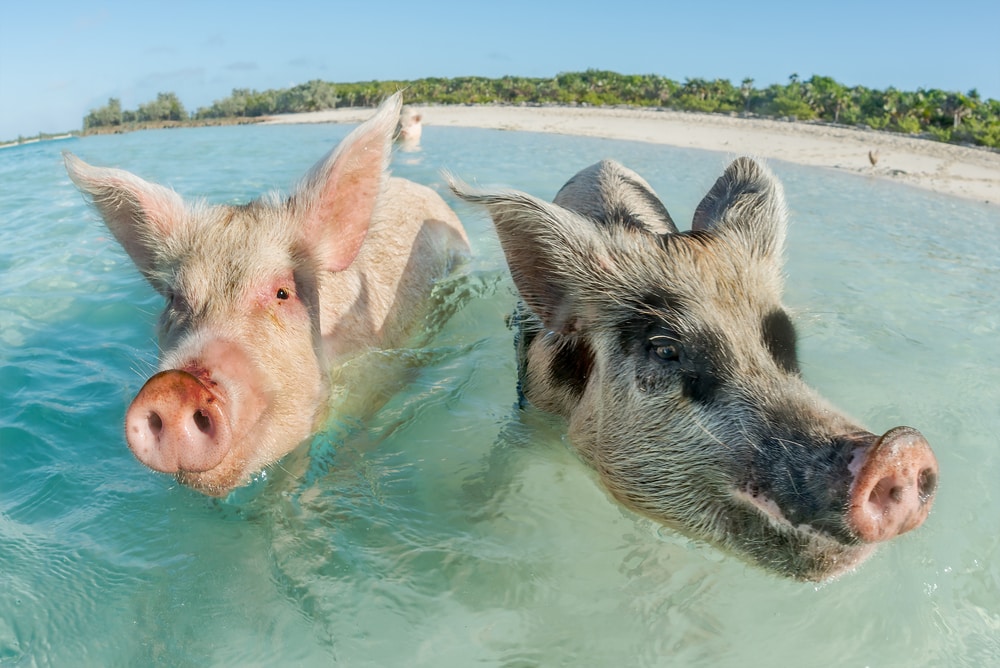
761,309 -> 799,374
619,305 -> 725,405
673,328 -> 724,404
549,337 -> 595,399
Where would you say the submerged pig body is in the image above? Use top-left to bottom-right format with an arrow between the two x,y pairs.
453,159 -> 937,580
67,94 -> 469,496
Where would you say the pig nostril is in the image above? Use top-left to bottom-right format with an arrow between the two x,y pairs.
192,410 -> 212,434
850,428 -> 937,543
147,412 -> 163,436
868,477 -> 901,509
918,468 -> 938,503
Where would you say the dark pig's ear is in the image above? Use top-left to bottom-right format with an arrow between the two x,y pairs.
448,178 -> 617,336
691,157 -> 787,261
64,152 -> 187,280
292,92 -> 401,272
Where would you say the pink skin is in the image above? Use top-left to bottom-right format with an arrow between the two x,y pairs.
65,93 -> 469,496
848,426 -> 938,542
396,108 -> 422,145
123,264 -> 318,494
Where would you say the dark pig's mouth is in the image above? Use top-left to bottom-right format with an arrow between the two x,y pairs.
729,425 -> 938,580
731,484 -> 876,580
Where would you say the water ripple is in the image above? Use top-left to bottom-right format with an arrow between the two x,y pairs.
2,127 -> 999,665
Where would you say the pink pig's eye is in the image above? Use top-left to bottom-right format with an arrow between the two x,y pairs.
276,288 -> 290,300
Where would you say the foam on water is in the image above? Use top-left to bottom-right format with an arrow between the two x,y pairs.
1,123 -> 998,666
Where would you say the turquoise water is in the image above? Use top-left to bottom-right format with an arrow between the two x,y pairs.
2,123 -> 999,666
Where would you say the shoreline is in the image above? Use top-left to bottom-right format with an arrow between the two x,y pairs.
0,133 -> 76,150
263,105 -> 1000,206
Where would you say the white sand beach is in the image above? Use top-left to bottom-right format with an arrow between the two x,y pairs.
264,105 -> 1000,205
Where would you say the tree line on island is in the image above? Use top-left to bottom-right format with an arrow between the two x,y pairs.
82,70 -> 999,149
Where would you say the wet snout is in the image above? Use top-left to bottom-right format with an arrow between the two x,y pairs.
125,369 -> 232,474
848,426 -> 938,542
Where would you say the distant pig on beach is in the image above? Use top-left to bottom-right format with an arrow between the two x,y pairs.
452,158 -> 938,581
66,93 -> 469,496
395,105 -> 423,150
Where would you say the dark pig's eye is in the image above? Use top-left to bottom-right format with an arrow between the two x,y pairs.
166,290 -> 184,311
650,336 -> 681,363
276,288 -> 290,300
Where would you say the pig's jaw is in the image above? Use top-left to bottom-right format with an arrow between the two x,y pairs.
176,460 -> 251,497
169,384 -> 321,497
163,367 -> 269,497
731,485 -> 876,581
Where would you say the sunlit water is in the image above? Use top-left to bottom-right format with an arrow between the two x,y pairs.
1,122 -> 998,666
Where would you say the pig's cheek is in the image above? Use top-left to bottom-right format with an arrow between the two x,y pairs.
265,300 -> 323,377
567,393 -> 609,460
632,362 -> 680,395
265,296 -> 311,333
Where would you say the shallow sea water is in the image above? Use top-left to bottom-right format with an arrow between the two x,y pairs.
1,122 -> 999,666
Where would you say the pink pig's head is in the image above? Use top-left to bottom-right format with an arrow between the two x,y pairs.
65,94 -> 403,495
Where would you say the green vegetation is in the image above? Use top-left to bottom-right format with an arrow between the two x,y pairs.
81,71 -> 1000,149
84,92 -> 187,130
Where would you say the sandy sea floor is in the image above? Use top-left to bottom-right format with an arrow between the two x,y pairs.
264,104 -> 1000,205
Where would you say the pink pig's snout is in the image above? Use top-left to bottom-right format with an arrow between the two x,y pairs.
125,369 -> 232,474
847,426 -> 938,543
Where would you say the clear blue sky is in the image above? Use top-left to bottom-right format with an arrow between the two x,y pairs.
2,0 -> 998,140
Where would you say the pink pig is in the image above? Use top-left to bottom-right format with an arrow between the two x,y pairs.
395,105 -> 423,149
66,94 -> 469,496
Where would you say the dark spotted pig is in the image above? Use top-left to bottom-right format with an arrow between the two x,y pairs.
66,93 -> 469,496
451,158 -> 937,580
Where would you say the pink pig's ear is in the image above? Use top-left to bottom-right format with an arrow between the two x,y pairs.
64,152 -> 187,277
294,92 -> 402,272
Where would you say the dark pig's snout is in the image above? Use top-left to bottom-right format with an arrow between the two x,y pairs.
125,369 -> 232,474
848,426 -> 938,543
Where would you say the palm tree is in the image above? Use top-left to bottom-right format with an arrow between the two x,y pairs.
741,78 -> 754,116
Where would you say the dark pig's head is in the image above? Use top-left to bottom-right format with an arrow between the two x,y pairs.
451,159 -> 938,580
65,94 -> 404,496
